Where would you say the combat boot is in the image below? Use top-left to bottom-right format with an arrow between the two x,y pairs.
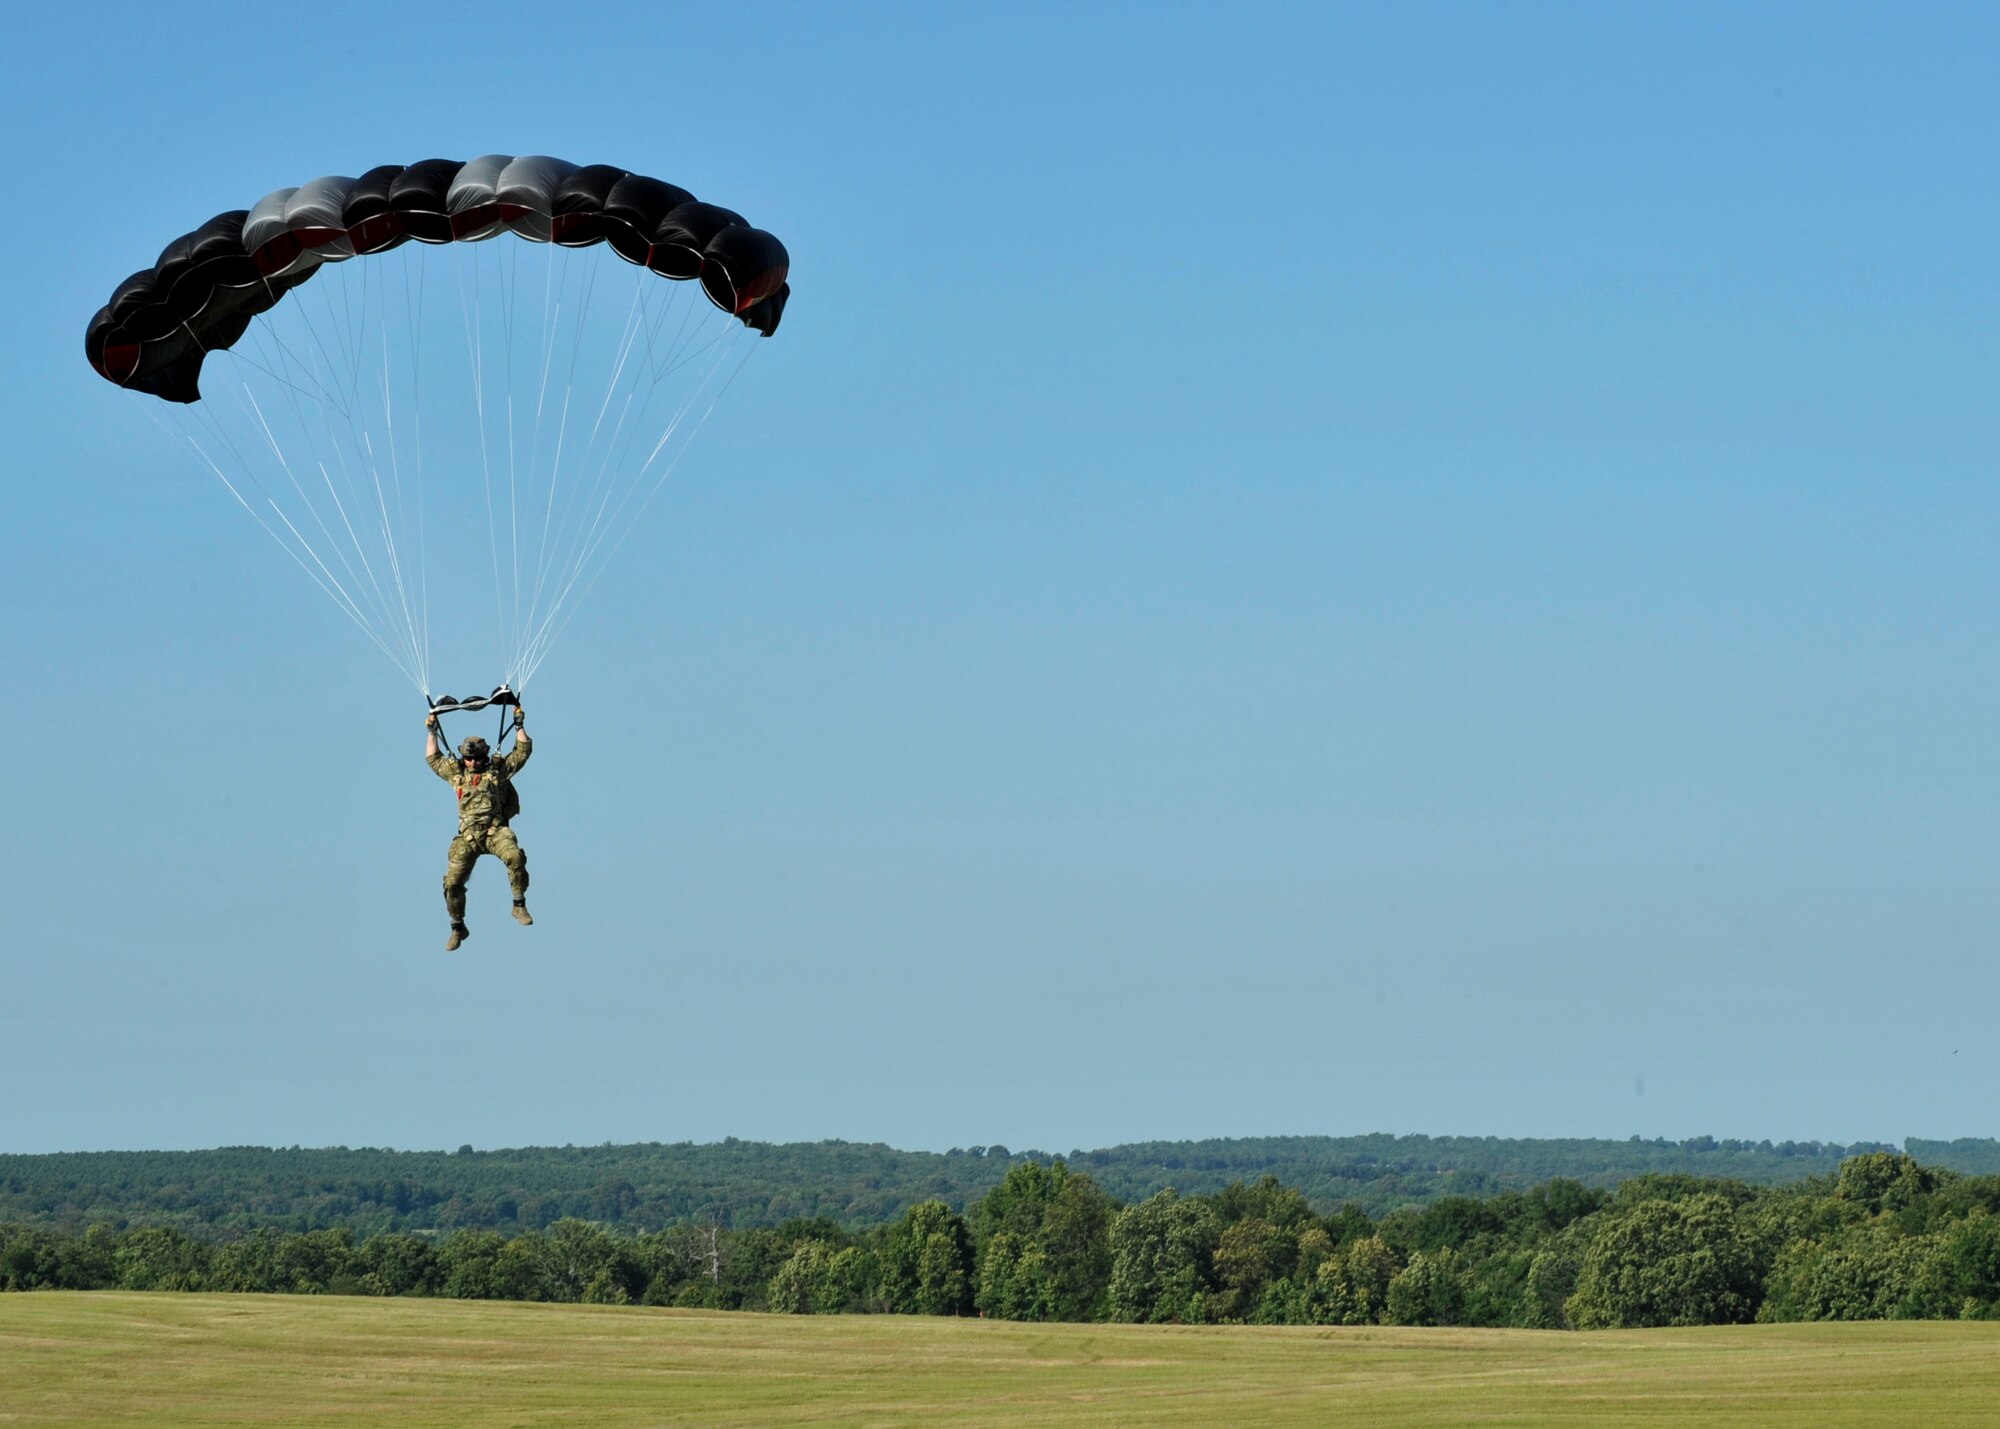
511,901 -> 534,927
446,922 -> 470,951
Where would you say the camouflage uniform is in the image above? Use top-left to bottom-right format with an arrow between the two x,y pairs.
427,734 -> 532,920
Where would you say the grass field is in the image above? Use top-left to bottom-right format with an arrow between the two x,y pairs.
2,1294 -> 1995,1427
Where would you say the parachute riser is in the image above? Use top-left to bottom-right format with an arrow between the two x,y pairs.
427,683 -> 522,755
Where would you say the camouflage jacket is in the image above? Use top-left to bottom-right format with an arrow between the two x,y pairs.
427,734 -> 531,835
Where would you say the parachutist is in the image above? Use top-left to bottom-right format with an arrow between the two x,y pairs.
425,709 -> 533,951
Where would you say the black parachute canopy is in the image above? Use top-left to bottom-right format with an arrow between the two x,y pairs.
86,155 -> 790,404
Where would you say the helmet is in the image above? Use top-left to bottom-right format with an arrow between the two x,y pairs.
459,736 -> 491,763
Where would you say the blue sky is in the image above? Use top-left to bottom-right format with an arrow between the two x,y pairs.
3,2 -> 1995,1156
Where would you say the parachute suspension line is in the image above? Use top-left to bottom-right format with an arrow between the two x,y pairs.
370,249 -> 423,685
516,258 -> 616,648
243,305 -> 371,583
197,331 -> 340,408
280,377 -> 428,692
517,246 -> 557,638
515,338 -> 753,689
535,236 -> 559,424
560,284 -> 733,589
241,304 -> 427,688
366,251 -> 432,695
512,272 -> 653,682
492,233 -> 557,693
541,278 -> 652,602
403,244 -> 434,692
513,278 -> 745,688
515,250 -> 602,687
347,239 -> 370,396
569,279 -> 701,558
339,253 -> 429,694
150,360 -> 368,637
520,255 -> 605,647
374,326 -> 429,696
498,235 -> 523,687
227,347 -> 410,664
518,239 -> 566,674
144,236 -> 761,702
638,261 -> 709,384
456,243 -> 510,675
145,402 -> 426,694
288,282 -> 362,423
198,280 -> 431,693
541,268 -> 653,602
507,269 -> 652,686
514,330 -> 753,689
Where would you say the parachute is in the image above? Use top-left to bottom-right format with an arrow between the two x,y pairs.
84,155 -> 789,699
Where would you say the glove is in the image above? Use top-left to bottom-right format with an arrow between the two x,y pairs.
426,712 -> 440,730
513,704 -> 526,728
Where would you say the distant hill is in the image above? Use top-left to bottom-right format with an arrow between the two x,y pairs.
3,1133 -> 1990,1238
1905,1138 -> 2000,1175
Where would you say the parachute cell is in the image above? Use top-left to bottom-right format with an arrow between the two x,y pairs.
86,155 -> 790,405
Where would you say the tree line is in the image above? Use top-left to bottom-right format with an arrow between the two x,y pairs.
5,1152 -> 1998,1329
9,1133 -> 1986,1239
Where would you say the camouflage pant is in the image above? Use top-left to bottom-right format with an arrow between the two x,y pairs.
443,826 -> 529,920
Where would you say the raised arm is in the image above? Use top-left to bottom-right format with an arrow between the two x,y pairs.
502,705 -> 532,775
425,713 -> 457,780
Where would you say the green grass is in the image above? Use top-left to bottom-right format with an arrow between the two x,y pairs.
2,1294 -> 1996,1427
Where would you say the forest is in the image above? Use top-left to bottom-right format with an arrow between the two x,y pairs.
8,1134 -> 1994,1238
5,1150 -> 1999,1330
